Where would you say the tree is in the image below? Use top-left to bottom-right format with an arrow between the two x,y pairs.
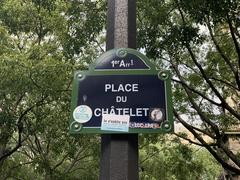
139,135 -> 221,180
0,0 -> 239,178
0,0 -> 105,179
137,0 -> 240,175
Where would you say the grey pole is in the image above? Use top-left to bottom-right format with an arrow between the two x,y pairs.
100,0 -> 138,180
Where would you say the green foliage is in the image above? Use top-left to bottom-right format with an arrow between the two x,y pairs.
180,0 -> 240,24
0,0 -> 239,178
140,136 -> 221,180
0,0 -> 105,179
138,0 -> 240,175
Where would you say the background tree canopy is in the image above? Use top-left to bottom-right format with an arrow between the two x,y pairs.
137,0 -> 240,176
0,0 -> 239,179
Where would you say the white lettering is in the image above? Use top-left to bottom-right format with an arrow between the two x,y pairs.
125,84 -> 132,92
119,60 -> 125,67
104,84 -> 139,92
142,108 -> 149,116
118,84 -> 124,92
94,108 -> 101,117
116,96 -> 127,103
94,107 -> 149,117
105,84 -> 111,92
132,84 -> 138,92
136,108 -> 142,116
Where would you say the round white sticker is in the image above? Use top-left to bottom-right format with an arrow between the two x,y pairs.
150,108 -> 163,122
73,105 -> 92,123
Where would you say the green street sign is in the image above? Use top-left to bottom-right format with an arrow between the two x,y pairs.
69,48 -> 173,134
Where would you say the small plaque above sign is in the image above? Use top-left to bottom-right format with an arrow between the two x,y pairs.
94,48 -> 150,70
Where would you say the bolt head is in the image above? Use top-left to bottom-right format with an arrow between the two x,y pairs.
164,123 -> 170,129
162,73 -> 167,77
77,74 -> 83,79
74,123 -> 80,129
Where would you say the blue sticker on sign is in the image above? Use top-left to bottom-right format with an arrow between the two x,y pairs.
101,114 -> 130,132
